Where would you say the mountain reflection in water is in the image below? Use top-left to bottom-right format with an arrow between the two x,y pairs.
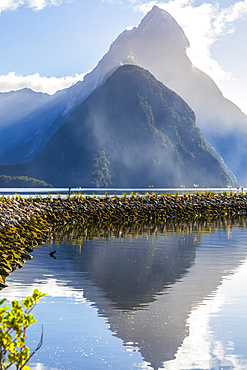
2,217 -> 247,369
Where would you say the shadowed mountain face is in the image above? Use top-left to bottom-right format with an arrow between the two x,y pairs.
4,65 -> 233,187
72,233 -> 197,311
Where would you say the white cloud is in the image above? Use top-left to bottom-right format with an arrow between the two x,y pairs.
27,0 -> 64,11
0,0 -> 22,12
0,0 -> 69,13
133,0 -> 247,83
0,72 -> 86,95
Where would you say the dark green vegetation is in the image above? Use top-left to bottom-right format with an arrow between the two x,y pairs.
0,65 -> 233,187
1,192 -> 247,287
91,150 -> 112,188
0,175 -> 52,188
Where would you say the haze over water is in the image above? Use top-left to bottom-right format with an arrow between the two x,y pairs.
1,218 -> 247,369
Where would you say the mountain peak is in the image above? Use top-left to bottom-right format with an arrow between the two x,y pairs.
136,6 -> 189,49
145,5 -> 175,22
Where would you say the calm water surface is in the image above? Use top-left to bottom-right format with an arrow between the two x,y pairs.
1,219 -> 247,369
0,187 -> 245,198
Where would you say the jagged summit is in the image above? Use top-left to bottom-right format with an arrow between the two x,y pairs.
140,5 -> 175,30
116,6 -> 189,54
90,5 -> 191,99
136,6 -> 189,49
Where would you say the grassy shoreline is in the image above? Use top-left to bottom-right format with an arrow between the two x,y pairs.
0,192 -> 247,288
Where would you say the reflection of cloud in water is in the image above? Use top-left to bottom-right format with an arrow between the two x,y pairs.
30,363 -> 58,370
165,259 -> 247,369
2,276 -> 85,303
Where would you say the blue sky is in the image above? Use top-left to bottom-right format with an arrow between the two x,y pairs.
0,0 -> 247,114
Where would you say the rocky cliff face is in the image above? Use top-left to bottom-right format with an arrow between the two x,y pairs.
6,65 -> 232,188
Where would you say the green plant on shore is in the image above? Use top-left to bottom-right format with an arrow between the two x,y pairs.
130,192 -> 135,199
0,289 -> 46,370
145,192 -> 150,198
229,190 -> 233,196
223,191 -> 227,196
0,196 -> 4,202
166,192 -> 172,198
174,191 -> 179,198
152,192 -> 158,198
123,192 -> 127,199
57,193 -> 61,199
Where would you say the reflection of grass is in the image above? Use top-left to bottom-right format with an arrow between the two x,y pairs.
51,214 -> 247,243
